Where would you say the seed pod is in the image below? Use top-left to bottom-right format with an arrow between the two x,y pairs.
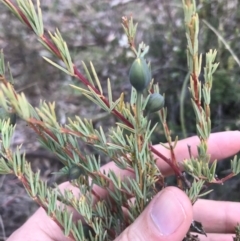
82,224 -> 95,239
9,113 -> 16,126
129,57 -> 151,92
145,93 -> 164,113
0,108 -> 16,125
68,165 -> 83,180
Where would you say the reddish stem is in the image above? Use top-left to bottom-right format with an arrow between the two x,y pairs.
41,35 -> 62,59
150,145 -> 182,177
73,67 -> 133,127
191,72 -> 201,110
213,173 -> 235,184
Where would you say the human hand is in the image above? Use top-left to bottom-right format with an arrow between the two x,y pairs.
7,131 -> 240,241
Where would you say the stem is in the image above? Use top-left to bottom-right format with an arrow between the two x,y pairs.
158,108 -> 183,182
180,72 -> 190,138
135,91 -> 144,210
150,145 -> 182,177
136,92 -> 141,127
131,46 -> 138,57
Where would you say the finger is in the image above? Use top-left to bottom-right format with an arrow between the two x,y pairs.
60,131 -> 240,202
92,131 -> 240,199
114,187 -> 193,241
153,131 -> 240,176
193,199 -> 240,233
7,207 -> 70,241
96,131 -> 240,185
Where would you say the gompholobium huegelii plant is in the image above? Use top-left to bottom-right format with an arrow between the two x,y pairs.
0,0 -> 240,240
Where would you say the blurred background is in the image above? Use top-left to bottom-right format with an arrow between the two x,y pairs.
0,0 -> 240,239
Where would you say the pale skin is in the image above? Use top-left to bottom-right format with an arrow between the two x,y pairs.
7,131 -> 240,241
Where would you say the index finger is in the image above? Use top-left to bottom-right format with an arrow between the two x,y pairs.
153,130 -> 240,176
101,131 -> 240,178
63,131 -> 240,201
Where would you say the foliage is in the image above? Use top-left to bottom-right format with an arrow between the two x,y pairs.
0,0 -> 240,240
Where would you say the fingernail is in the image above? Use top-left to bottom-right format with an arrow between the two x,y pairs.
150,190 -> 186,236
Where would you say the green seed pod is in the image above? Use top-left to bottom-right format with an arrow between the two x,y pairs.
129,57 -> 151,92
145,93 -> 164,113
9,113 -> 16,126
0,108 -> 16,125
82,224 -> 95,239
68,165 -> 83,180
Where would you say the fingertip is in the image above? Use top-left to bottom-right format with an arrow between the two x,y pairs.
149,187 -> 193,240
116,187 -> 193,241
208,131 -> 240,161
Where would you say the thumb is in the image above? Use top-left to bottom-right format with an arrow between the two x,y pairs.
115,187 -> 193,241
